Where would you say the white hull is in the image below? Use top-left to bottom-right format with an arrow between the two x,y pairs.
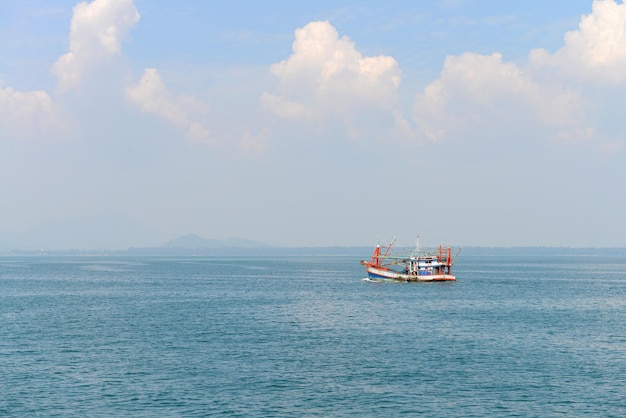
366,265 -> 456,282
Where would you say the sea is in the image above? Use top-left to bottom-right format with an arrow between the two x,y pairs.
1,250 -> 625,417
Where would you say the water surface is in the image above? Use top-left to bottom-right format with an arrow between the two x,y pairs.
1,253 -> 625,416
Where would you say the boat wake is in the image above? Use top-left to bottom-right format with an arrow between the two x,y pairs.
362,277 -> 398,283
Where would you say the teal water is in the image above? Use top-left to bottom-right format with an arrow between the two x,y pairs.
1,253 -> 625,416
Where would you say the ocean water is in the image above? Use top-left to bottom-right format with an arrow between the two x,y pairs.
1,252 -> 625,416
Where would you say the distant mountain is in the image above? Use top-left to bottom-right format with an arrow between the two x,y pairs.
161,233 -> 270,249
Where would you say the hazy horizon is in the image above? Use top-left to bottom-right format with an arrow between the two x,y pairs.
3,226 -> 626,254
2,1 -> 626,249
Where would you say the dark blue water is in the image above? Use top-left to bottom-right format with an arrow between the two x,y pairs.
1,253 -> 625,416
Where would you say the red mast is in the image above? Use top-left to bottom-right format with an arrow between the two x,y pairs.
370,245 -> 381,268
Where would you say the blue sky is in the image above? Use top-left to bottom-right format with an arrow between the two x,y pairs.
1,0 -> 625,249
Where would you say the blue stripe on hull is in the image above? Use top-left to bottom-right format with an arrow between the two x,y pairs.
367,271 -> 391,279
366,267 -> 455,282
367,269 -> 403,280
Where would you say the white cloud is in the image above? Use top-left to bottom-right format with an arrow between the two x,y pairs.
413,52 -> 590,142
263,21 -> 401,124
240,128 -> 270,154
530,0 -> 626,83
599,138 -> 626,154
411,0 -> 626,147
52,0 -> 140,91
0,79 -> 68,139
259,92 -> 315,120
125,68 -> 212,143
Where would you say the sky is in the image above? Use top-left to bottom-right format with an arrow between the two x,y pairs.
1,0 -> 626,249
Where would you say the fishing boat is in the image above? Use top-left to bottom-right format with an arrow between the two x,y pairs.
361,238 -> 460,282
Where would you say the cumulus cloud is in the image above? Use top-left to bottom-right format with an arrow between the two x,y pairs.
0,79 -> 68,139
52,0 -> 140,91
259,92 -> 315,120
412,1 -> 626,146
262,21 -> 401,123
125,68 -> 211,143
530,0 -> 626,83
413,52 -> 591,142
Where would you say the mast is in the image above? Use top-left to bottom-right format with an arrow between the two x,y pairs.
382,237 -> 396,258
370,245 -> 381,268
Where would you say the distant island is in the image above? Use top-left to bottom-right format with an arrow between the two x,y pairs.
160,233 -> 270,249
2,232 -> 371,256
3,237 -> 626,258
3,229 -> 626,257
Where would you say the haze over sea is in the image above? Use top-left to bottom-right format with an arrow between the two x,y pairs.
1,250 -> 625,416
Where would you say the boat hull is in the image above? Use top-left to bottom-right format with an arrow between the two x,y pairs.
365,265 -> 456,282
